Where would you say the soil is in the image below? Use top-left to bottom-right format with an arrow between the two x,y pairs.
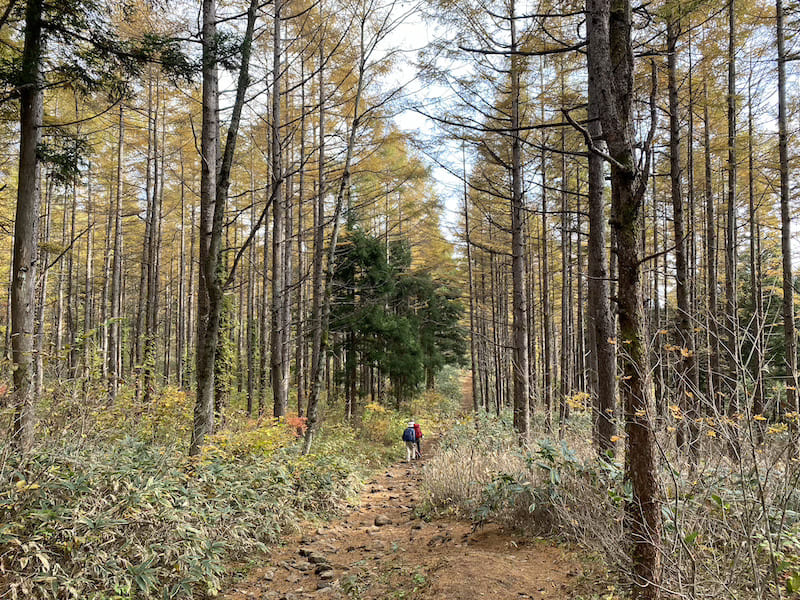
222,449 -> 589,600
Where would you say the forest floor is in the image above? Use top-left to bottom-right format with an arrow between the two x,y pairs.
222,441 -> 594,598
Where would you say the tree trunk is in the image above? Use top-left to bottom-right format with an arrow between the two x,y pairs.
748,63 -> 765,442
667,14 -> 698,464
586,54 -> 616,457
703,80 -> 720,410
777,0 -> 798,437
108,106 -> 124,404
305,12 -> 370,452
540,140 -> 553,432
270,0 -> 288,418
587,0 -> 661,595
11,0 -> 45,452
725,0 -> 740,435
191,0 -> 220,455
509,0 -> 529,440
464,152 -> 480,413
191,0 -> 259,453
34,177 -> 52,400
83,165 -> 94,383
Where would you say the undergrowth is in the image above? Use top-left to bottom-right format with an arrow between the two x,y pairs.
0,385 -> 382,599
0,367 -> 464,600
420,410 -> 800,599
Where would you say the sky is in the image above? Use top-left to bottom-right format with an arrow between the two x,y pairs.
381,5 -> 467,242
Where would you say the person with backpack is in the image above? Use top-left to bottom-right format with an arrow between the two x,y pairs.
413,421 -> 423,459
402,421 -> 416,462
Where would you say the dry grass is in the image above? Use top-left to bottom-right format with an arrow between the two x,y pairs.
422,439 -> 526,517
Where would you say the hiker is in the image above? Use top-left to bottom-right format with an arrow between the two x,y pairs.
413,421 -> 423,458
402,421 -> 416,462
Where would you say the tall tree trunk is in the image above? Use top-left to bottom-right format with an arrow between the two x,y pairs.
509,0 -> 529,440
10,0 -> 44,453
54,186 -> 66,377
136,73 -> 153,389
703,80 -> 720,410
177,153 -> 186,388
724,0 -> 739,426
587,0 -> 661,595
586,54 -> 616,457
191,0 -> 221,455
777,0 -> 798,436
296,77 -> 306,417
748,63 -> 765,442
259,197 -> 270,414
66,149 -> 78,377
247,163 -> 256,415
191,0 -> 259,453
83,165 -> 94,383
143,78 -> 162,402
108,106 -> 124,404
667,14 -> 698,463
464,150 -> 480,413
559,94 -> 570,437
270,0 -> 288,418
34,176 -> 52,400
540,141 -> 553,432
305,12 -> 370,451
304,35 -> 327,451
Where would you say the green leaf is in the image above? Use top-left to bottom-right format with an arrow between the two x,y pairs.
786,573 -> 800,593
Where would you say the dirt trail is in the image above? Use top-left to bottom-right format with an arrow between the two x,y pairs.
223,449 -> 584,600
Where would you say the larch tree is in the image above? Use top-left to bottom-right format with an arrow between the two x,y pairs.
10,0 -> 44,453
586,0 -> 661,595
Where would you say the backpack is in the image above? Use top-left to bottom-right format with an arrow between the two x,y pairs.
402,427 -> 416,442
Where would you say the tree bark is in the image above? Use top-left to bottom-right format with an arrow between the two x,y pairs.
10,0 -> 44,452
587,0 -> 661,595
777,0 -> 798,435
108,106 -> 124,404
191,0 -> 259,453
509,0 -> 530,440
667,14 -> 698,464
191,0 -> 220,456
270,0 -> 288,418
725,0 -> 740,428
586,50 -> 616,457
703,80 -> 720,410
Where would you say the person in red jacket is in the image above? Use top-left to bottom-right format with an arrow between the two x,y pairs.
412,421 -> 423,459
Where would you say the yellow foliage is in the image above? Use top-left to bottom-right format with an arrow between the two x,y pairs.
204,417 -> 298,460
361,403 -> 393,444
567,392 -> 589,412
768,423 -> 789,435
669,404 -> 683,420
92,386 -> 193,443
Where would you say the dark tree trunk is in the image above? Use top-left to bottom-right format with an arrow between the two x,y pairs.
10,0 -> 44,452
586,52 -> 616,457
191,0 -> 220,456
777,0 -> 798,437
509,0 -> 529,440
108,106 -> 124,404
667,14 -> 698,464
587,0 -> 661,595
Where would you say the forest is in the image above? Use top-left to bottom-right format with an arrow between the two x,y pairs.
1,0 -> 800,598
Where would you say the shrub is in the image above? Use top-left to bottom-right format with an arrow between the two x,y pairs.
0,429 -> 366,600
420,412 -> 524,518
